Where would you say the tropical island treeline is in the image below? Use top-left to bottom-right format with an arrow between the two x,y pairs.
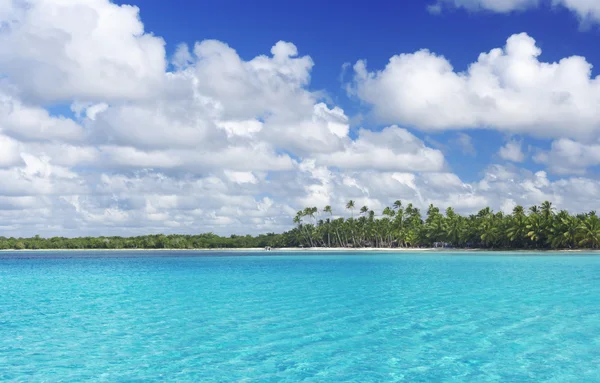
1,200 -> 600,250
0,232 -> 296,250
292,200 -> 600,249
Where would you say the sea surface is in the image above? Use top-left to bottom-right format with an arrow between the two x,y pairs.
1,251 -> 599,382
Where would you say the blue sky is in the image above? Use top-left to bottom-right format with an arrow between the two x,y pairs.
117,0 -> 600,181
120,1 -> 599,85
2,0 -> 600,236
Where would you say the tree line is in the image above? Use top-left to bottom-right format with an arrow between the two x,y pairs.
292,200 -> 600,249
2,200 -> 600,250
0,233 -> 298,251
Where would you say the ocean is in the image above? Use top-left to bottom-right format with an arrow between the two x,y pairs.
1,251 -> 599,382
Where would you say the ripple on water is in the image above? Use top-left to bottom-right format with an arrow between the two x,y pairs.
0,252 -> 600,382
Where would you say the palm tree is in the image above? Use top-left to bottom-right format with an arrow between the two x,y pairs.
346,200 -> 355,218
443,213 -> 463,247
289,200 -> 600,250
323,205 -> 333,247
578,214 -> 600,249
526,213 -> 544,248
301,207 -> 317,247
549,212 -> 579,249
479,213 -> 500,248
360,205 -> 369,216
393,200 -> 403,210
294,211 -> 312,247
345,200 -> 357,246
333,218 -> 345,246
541,201 -> 555,219
293,212 -> 301,226
390,203 -> 406,247
310,207 -> 318,223
507,213 -> 528,247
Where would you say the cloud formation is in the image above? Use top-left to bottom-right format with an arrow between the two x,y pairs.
499,139 -> 526,162
0,0 -> 167,103
430,0 -> 600,23
351,33 -> 600,140
430,0 -> 538,13
0,0 -> 599,237
534,138 -> 600,174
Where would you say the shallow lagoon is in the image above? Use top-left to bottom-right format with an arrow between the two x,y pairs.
1,251 -> 599,382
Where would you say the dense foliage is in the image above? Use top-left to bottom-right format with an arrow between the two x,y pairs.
3,200 -> 600,250
291,200 -> 600,249
0,233 -> 298,250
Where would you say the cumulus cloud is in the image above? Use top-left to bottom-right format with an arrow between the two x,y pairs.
261,103 -> 350,155
0,92 -> 84,142
96,144 -> 295,174
533,138 -> 600,174
175,39 -> 314,120
351,33 -> 600,140
560,0 -> 600,24
499,139 -> 526,162
315,126 -> 446,172
0,0 -> 599,237
0,135 -> 22,168
289,163 -> 600,220
0,0 -> 167,103
0,0 -> 421,236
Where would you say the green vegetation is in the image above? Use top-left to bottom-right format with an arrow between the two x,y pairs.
2,200 -> 600,250
292,200 -> 600,249
0,233 -> 298,250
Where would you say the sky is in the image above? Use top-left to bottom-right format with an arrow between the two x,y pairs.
2,0 -> 600,237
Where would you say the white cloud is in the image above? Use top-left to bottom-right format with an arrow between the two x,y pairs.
0,134 -> 22,168
0,155 -> 87,198
0,1 -> 599,237
90,102 -> 225,150
217,120 -> 263,138
500,198 -> 518,214
431,0 -> 539,13
286,163 -> 600,220
315,126 -> 446,172
533,138 -> 600,174
103,143 -> 295,173
431,0 -> 600,23
0,0 -> 167,103
452,133 -> 476,156
351,33 -> 600,140
261,102 -> 349,154
223,171 -> 259,185
178,39 -> 314,121
499,139 -> 526,162
559,0 -> 600,24
0,92 -> 84,142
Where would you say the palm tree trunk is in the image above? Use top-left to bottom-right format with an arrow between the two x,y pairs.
335,229 -> 343,247
303,226 -> 314,247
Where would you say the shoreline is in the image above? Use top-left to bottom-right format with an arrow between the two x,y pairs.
0,247 -> 593,253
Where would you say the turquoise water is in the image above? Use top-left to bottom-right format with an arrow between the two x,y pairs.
1,251 -> 600,382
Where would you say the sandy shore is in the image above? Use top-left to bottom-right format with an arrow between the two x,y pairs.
0,247 -> 591,252
0,247 -> 438,252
